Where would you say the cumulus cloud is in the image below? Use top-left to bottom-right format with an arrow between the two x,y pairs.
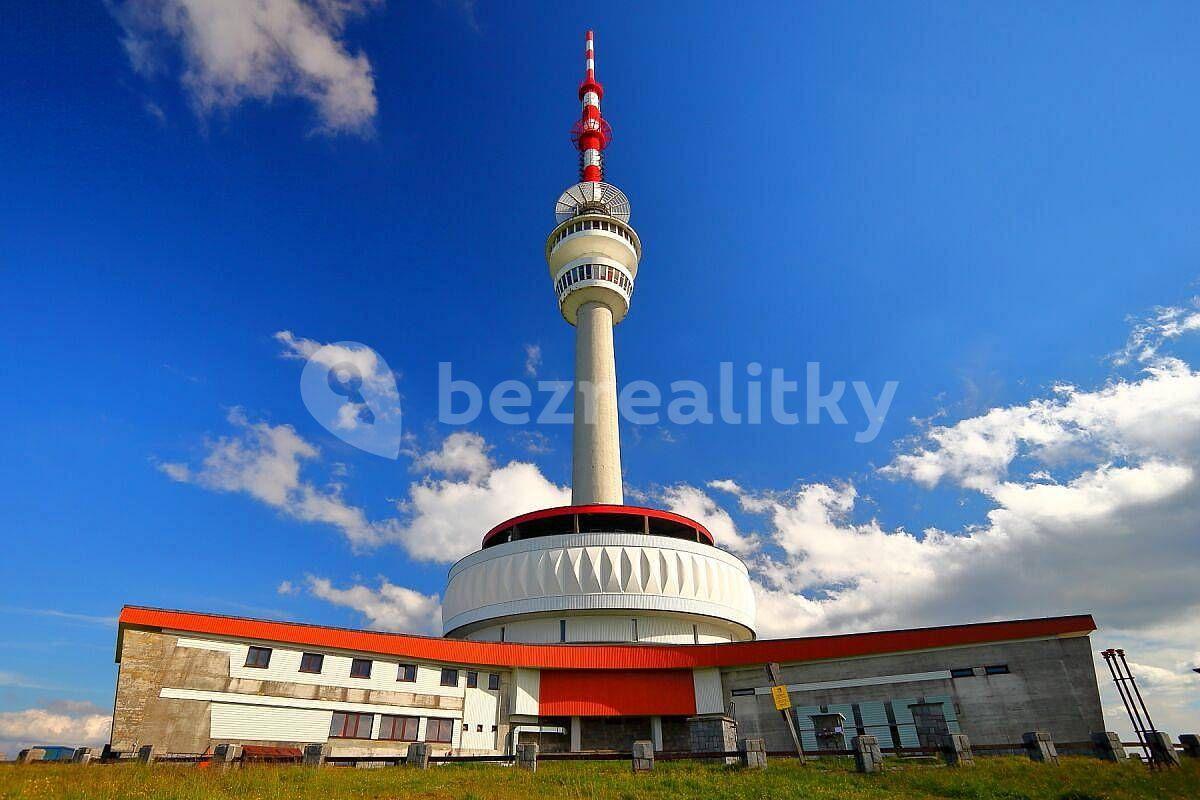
159,416 -> 566,561
0,702 -> 111,754
110,0 -> 382,135
398,432 -> 569,561
275,330 -> 398,399
158,407 -> 398,548
409,431 -> 492,482
659,483 -> 758,554
306,576 -> 441,634
882,359 -> 1200,491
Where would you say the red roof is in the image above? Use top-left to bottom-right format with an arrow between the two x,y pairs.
540,670 -> 696,716
482,504 -> 715,547
117,606 -> 1095,670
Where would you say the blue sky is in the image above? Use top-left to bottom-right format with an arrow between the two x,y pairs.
2,1 -> 1199,747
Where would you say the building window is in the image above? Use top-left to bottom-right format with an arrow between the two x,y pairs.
329,711 -> 372,739
559,619 -> 567,642
692,624 -> 699,644
462,722 -> 469,731
499,627 -> 505,643
984,664 -> 1010,675
378,715 -> 419,741
631,618 -> 639,642
730,688 -> 755,697
244,646 -> 272,669
350,658 -> 372,679
397,663 -> 417,682
425,718 -> 454,743
299,652 -> 324,674
487,673 -> 500,691
950,667 -> 974,678
476,724 -> 484,732
440,668 -> 459,687
466,671 -> 479,688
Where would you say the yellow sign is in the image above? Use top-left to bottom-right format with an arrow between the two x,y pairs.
771,685 -> 792,710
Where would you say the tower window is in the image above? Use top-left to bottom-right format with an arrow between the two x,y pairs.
244,646 -> 272,668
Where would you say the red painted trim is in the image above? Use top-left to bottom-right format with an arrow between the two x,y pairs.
117,606 -> 1095,671
481,504 -> 715,547
540,669 -> 696,716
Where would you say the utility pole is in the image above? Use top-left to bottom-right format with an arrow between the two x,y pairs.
767,662 -> 806,762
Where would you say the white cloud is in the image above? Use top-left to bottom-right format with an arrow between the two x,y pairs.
275,330 -> 398,398
159,418 -> 567,562
659,483 -> 757,554
276,580 -> 299,595
398,433 -> 569,561
524,344 -> 542,378
111,0 -> 382,135
409,431 -> 492,482
1113,301 -> 1200,365
882,360 -> 1200,491
0,702 -> 111,754
159,407 -> 397,548
306,576 -> 441,634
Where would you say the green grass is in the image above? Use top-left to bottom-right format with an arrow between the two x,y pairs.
1,757 -> 1197,800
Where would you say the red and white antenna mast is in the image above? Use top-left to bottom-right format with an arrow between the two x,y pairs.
571,30 -> 612,183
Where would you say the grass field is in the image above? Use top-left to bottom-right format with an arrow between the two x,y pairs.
2,757 -> 1198,800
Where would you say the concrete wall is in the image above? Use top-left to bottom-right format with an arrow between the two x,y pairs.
721,634 -> 1103,749
112,629 -> 502,755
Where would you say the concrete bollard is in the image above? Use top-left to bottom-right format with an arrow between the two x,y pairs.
71,747 -> 93,764
631,740 -> 654,773
852,735 -> 884,773
516,742 -> 538,772
1091,731 -> 1125,762
17,748 -> 45,764
1023,731 -> 1059,765
136,745 -> 156,764
1146,731 -> 1181,767
941,733 -> 974,767
739,737 -> 767,769
302,743 -> 331,766
1179,734 -> 1200,759
212,743 -> 241,770
405,742 -> 430,769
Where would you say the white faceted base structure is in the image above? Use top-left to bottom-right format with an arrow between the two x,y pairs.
442,507 -> 756,643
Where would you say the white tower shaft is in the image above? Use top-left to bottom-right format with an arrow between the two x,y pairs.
572,301 -> 623,504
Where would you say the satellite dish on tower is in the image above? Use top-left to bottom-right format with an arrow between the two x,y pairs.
555,181 -> 631,224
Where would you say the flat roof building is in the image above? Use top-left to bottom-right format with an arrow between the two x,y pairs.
109,31 -> 1107,757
